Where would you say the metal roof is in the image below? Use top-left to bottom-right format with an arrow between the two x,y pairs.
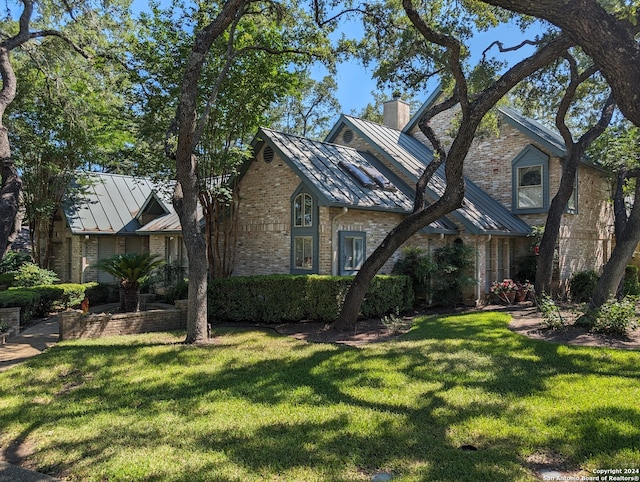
330,115 -> 532,236
255,128 -> 458,233
63,172 -> 174,235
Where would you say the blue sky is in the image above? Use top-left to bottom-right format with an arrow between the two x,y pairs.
131,0 -> 541,120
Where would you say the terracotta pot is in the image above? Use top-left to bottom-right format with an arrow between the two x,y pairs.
515,290 -> 527,302
506,291 -> 516,304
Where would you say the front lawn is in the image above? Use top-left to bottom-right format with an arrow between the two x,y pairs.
0,312 -> 638,481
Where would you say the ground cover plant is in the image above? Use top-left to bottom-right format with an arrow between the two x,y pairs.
0,312 -> 638,481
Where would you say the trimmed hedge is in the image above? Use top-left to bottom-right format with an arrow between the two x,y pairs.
208,274 -> 413,323
0,283 -> 96,323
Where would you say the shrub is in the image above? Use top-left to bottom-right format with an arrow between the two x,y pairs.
569,270 -> 599,303
623,265 -> 640,296
392,246 -> 436,305
208,274 -> 413,323
537,293 -> 566,330
12,263 -> 59,287
0,251 -> 32,273
162,279 -> 189,304
0,289 -> 42,323
0,272 -> 15,288
84,283 -> 120,305
591,296 -> 639,334
432,243 -> 475,306
514,254 -> 537,283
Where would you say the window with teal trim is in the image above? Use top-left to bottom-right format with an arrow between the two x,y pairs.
291,188 -> 318,274
512,145 -> 549,214
294,193 -> 313,227
339,231 -> 366,275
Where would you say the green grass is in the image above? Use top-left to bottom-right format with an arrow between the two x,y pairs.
1,312 -> 639,481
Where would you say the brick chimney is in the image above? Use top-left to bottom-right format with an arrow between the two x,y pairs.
383,93 -> 410,130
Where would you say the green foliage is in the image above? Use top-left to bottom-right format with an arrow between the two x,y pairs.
96,253 -> 164,286
0,251 -> 32,273
162,279 -> 189,304
2,312 -> 640,481
0,283 -> 96,322
12,263 -> 59,287
432,243 -> 476,306
569,270 -> 599,302
624,265 -> 640,296
514,254 -> 537,283
591,296 -> 639,334
209,275 -> 413,323
392,246 -> 437,305
537,293 -> 566,330
0,273 -> 16,288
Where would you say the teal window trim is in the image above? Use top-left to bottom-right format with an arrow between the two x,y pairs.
291,186 -> 318,274
512,145 -> 550,214
339,231 -> 366,275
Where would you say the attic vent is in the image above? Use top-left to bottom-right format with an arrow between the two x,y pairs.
342,129 -> 354,144
263,145 -> 274,163
338,161 -> 397,191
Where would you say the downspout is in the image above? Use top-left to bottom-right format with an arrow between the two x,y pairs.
331,207 -> 349,275
477,234 -> 492,305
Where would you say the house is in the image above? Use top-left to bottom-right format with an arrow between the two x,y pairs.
48,87 -> 614,302
232,89 -> 613,301
49,172 -> 189,284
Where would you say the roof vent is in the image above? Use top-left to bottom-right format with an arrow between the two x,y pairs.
262,145 -> 274,163
342,129 -> 354,144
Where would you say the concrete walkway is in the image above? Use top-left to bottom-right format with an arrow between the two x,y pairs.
0,317 -> 59,372
0,318 -> 62,480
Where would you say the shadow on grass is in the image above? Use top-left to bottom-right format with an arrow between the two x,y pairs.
0,312 -> 638,481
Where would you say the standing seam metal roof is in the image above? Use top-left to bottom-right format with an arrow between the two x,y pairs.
334,115 -> 532,236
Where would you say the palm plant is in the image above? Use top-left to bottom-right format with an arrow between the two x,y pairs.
96,253 -> 164,312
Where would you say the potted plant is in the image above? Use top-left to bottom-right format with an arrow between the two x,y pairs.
490,278 -> 518,304
516,281 -> 534,302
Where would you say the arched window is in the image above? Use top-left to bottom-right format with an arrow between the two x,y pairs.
294,193 -> 313,227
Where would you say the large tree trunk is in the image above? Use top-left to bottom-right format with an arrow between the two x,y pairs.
536,89 -> 615,295
334,2 -> 573,330
590,180 -> 640,307
0,47 -> 22,257
171,0 -> 247,344
481,0 -> 640,128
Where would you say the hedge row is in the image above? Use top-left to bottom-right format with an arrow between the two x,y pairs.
0,283 -> 96,323
208,274 -> 413,323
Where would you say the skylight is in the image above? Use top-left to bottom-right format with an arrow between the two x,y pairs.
338,161 -> 396,191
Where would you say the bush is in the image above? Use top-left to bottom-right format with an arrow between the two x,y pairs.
514,254 -> 537,283
537,293 -> 566,330
162,279 -> 189,304
84,283 -> 120,305
208,274 -> 413,323
0,251 -> 32,273
392,246 -> 436,305
569,270 -> 599,303
624,265 -> 640,296
432,243 -> 475,306
12,263 -> 59,287
591,296 -> 639,334
0,283 -> 96,323
0,272 -> 16,288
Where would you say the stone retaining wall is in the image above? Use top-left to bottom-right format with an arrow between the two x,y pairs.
59,300 -> 188,341
0,307 -> 21,341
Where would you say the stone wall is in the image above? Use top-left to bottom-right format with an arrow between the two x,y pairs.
0,307 -> 21,340
58,300 -> 188,340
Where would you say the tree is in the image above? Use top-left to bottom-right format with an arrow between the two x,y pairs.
333,0 -> 574,330
270,71 -> 341,139
97,253 -> 164,312
8,34 -> 137,268
476,0 -> 640,306
164,0 -> 333,343
0,0 -> 135,258
513,52 -> 616,295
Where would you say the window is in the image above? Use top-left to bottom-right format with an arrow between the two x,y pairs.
294,193 -> 313,227
291,188 -> 317,273
517,165 -> 543,209
512,145 -> 549,213
339,231 -> 366,275
294,236 -> 313,270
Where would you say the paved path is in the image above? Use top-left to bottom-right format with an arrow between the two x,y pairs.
0,317 -> 59,372
0,318 -> 62,480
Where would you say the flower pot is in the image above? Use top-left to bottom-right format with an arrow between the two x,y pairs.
506,291 -> 516,304
515,290 -> 527,302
